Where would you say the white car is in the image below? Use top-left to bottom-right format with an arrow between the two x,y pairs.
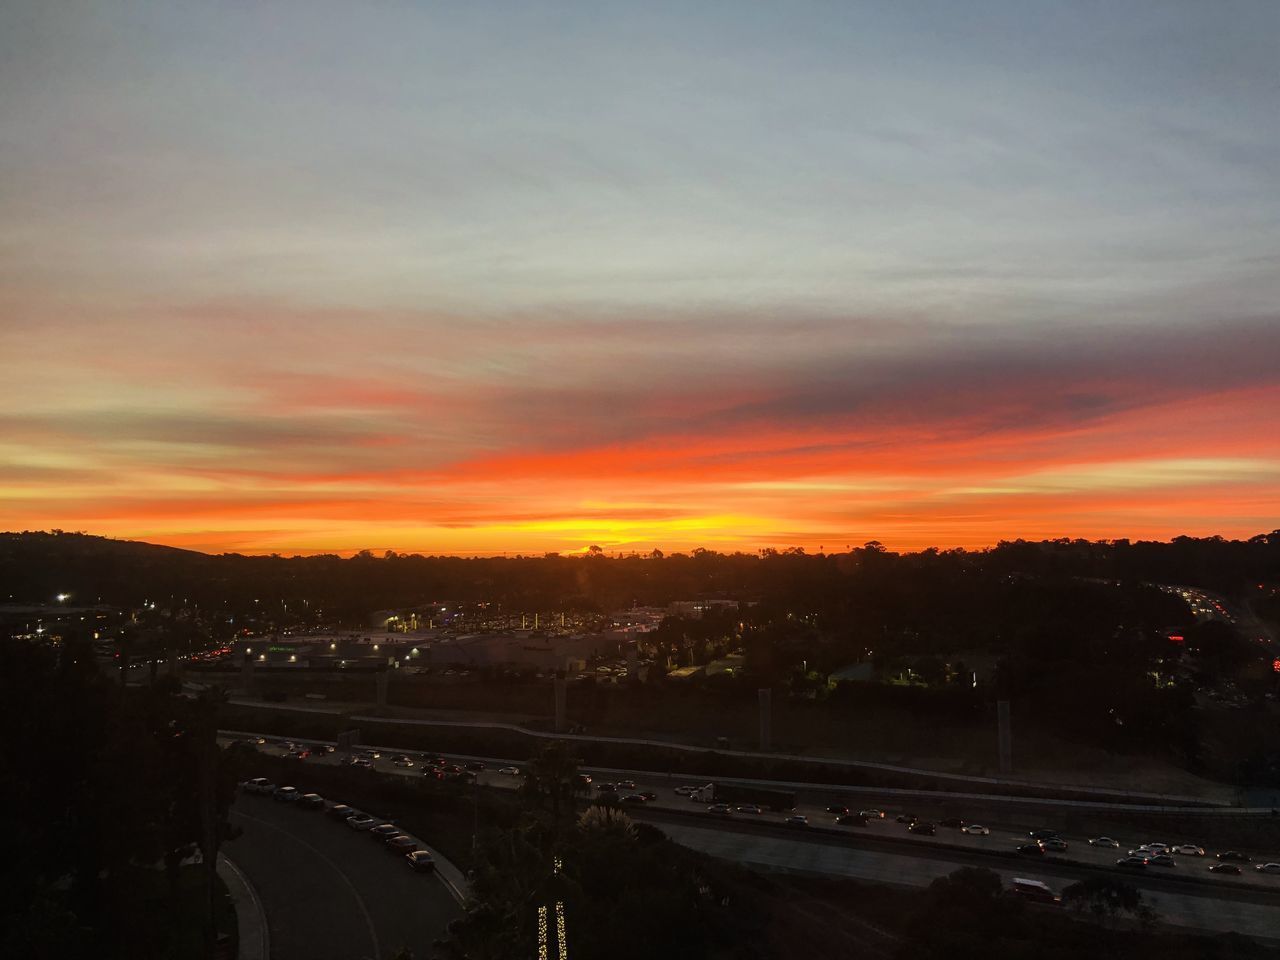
962,824 -> 990,836
346,813 -> 377,830
242,777 -> 273,794
1175,844 -> 1205,856
1089,837 -> 1120,848
675,785 -> 696,796
1256,863 -> 1280,874
499,766 -> 521,776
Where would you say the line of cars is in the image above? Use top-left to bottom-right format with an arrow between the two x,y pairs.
239,777 -> 436,874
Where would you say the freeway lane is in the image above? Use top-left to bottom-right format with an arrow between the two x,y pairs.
649,819 -> 1280,942
226,794 -> 459,960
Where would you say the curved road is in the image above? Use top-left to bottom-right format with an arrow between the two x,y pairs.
227,794 -> 460,960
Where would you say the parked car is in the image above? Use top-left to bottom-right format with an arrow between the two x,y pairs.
406,850 -> 436,873
1217,851 -> 1251,863
1175,844 -> 1205,856
908,821 -> 936,836
346,813 -> 377,830
386,835 -> 417,854
272,786 -> 300,802
1017,843 -> 1046,856
836,813 -> 867,826
962,824 -> 990,836
1209,863 -> 1242,875
1254,863 -> 1280,874
370,824 -> 401,841
1089,837 -> 1120,848
327,804 -> 354,821
784,815 -> 809,827
298,793 -> 325,810
1116,856 -> 1148,869
1041,838 -> 1068,853
242,777 -> 273,794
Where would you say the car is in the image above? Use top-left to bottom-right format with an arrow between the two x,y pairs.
1217,851 -> 1251,863
272,786 -> 300,802
1017,843 -> 1046,856
1116,857 -> 1148,869
707,803 -> 732,817
1148,854 -> 1177,868
1028,829 -> 1059,841
1041,838 -> 1068,853
836,813 -> 867,826
939,818 -> 965,829
242,777 -> 272,794
1143,843 -> 1171,855
370,823 -> 401,841
896,814 -> 917,824
1175,844 -> 1205,856
1129,847 -> 1157,858
346,813 -> 377,830
1209,863 -> 1242,875
620,794 -> 648,805
288,748 -> 311,760
962,824 -> 990,836
392,757 -> 415,768
577,774 -> 592,787
638,791 -> 657,801
463,761 -> 486,772
406,850 -> 436,873
827,805 -> 849,816
327,803 -> 354,820
360,750 -> 381,760
735,804 -> 763,815
349,758 -> 373,769
314,744 -> 335,755
252,736 -> 267,745
386,835 -> 417,853
1089,837 -> 1120,848
1254,863 -> 1280,874
908,821 -> 936,836
784,815 -> 809,827
596,783 -> 618,794
498,766 -> 521,776
860,809 -> 885,820
674,785 -> 696,796
616,780 -> 636,790
297,793 -> 325,810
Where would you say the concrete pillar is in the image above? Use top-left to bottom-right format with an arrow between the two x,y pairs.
554,677 -> 568,733
758,688 -> 772,751
997,699 -> 1012,774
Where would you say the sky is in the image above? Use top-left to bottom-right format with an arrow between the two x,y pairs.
2,0 -> 1278,556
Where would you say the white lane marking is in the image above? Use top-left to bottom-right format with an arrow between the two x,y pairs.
233,809 -> 381,960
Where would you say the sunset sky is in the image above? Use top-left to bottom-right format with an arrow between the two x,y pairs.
2,1 -> 1278,555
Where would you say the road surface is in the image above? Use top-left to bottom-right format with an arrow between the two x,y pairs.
226,793 -> 460,960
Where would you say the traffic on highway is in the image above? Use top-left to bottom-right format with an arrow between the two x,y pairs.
225,731 -> 1280,889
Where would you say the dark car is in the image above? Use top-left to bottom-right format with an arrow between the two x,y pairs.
639,791 -> 657,801
1216,851 -> 1251,863
836,813 -> 867,826
577,774 -> 593,787
1041,838 -> 1069,853
406,850 -> 436,873
617,780 -> 637,790
827,804 -> 849,816
939,817 -> 965,829
463,761 -> 486,772
272,786 -> 300,802
369,824 -> 401,841
297,793 -> 325,810
908,821 -> 936,836
896,814 -> 917,824
1209,863 -> 1242,875
620,794 -> 648,805
1116,856 -> 1148,869
1017,843 -> 1046,856
1029,829 -> 1059,841
328,804 -> 354,821
386,835 -> 418,853
596,782 -> 618,793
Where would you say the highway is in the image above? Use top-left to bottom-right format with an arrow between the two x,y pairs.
225,793 -> 460,960
226,731 -> 1280,939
